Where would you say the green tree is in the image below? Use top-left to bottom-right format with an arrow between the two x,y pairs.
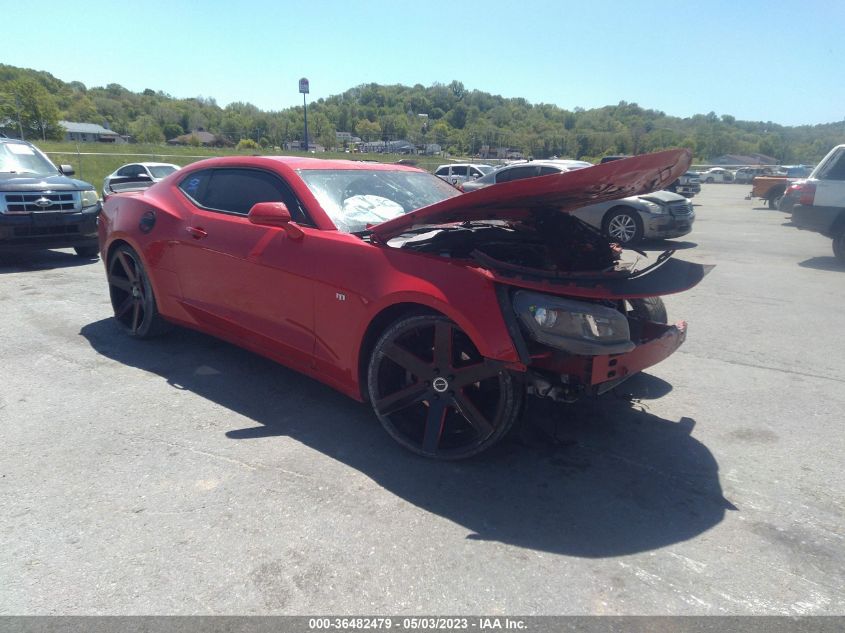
63,94 -> 99,122
236,138 -> 260,150
129,115 -> 164,143
355,118 -> 381,140
162,123 -> 184,140
1,78 -> 63,140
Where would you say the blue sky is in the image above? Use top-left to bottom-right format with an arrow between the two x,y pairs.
2,0 -> 842,126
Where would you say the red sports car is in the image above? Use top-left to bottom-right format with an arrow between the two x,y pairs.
98,149 -> 710,459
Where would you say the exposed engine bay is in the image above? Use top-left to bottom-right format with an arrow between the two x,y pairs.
385,209 -> 623,275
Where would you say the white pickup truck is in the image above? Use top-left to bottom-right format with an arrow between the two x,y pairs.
789,144 -> 845,262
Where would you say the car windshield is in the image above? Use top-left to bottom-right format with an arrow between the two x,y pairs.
148,165 -> 178,179
297,168 -> 461,233
478,165 -> 494,174
0,142 -> 59,177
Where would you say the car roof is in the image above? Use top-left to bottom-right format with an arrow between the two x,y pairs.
0,138 -> 33,146
436,163 -> 491,169
183,155 -> 424,173
500,159 -> 592,169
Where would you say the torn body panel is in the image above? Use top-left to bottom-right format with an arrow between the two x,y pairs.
486,256 -> 714,300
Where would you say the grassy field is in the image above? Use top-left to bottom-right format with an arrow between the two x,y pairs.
36,141 -> 449,193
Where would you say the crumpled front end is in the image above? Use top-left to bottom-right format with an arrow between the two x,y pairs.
491,254 -> 711,402
522,317 -> 687,402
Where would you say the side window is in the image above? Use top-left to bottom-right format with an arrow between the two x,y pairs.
178,169 -> 213,204
435,167 -> 448,176
820,151 -> 845,181
198,168 -> 310,223
451,166 -> 468,177
469,167 -> 483,178
538,166 -> 561,176
117,165 -> 135,177
496,166 -> 538,183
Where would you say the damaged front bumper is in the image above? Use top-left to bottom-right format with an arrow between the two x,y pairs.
488,252 -> 710,402
524,319 -> 687,401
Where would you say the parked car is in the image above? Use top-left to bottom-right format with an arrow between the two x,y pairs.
103,162 -> 180,199
699,167 -> 735,183
667,171 -> 702,198
0,137 -> 101,257
734,167 -> 774,184
461,159 -> 694,243
461,159 -> 593,192
777,179 -> 808,213
788,144 -> 845,263
98,150 -> 710,459
433,163 -> 494,186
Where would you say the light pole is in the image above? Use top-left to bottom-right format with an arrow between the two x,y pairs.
299,77 -> 309,151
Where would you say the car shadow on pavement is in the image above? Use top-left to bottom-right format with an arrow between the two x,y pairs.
798,256 -> 845,272
0,249 -> 98,274
80,318 -> 733,558
635,240 -> 698,251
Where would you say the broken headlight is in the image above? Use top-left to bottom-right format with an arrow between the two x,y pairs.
513,290 -> 635,355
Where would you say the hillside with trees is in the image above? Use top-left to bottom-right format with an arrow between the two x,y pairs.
2,63 -> 843,163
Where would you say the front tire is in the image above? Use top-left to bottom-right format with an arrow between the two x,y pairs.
367,314 -> 523,459
107,245 -> 170,338
603,208 -> 643,244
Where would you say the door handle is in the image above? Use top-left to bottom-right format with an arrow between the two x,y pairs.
186,226 -> 208,239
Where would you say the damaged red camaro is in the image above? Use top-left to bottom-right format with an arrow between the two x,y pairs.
98,149 -> 711,459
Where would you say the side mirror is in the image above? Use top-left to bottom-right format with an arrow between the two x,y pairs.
60,164 -> 75,176
248,202 -> 304,240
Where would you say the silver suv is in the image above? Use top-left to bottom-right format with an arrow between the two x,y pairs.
434,163 -> 494,186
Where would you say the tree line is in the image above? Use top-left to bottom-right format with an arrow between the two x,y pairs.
2,64 -> 843,163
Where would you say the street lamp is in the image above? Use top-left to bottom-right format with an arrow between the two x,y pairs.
299,77 -> 309,151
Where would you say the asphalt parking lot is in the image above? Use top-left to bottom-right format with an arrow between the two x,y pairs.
1,184 -> 843,615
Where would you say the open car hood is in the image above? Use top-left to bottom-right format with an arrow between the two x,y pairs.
371,149 -> 692,241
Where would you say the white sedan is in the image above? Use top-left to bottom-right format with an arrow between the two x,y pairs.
698,167 -> 735,183
103,162 -> 180,198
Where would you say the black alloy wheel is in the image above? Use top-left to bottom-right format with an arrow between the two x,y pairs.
107,245 -> 169,338
368,314 -> 523,459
